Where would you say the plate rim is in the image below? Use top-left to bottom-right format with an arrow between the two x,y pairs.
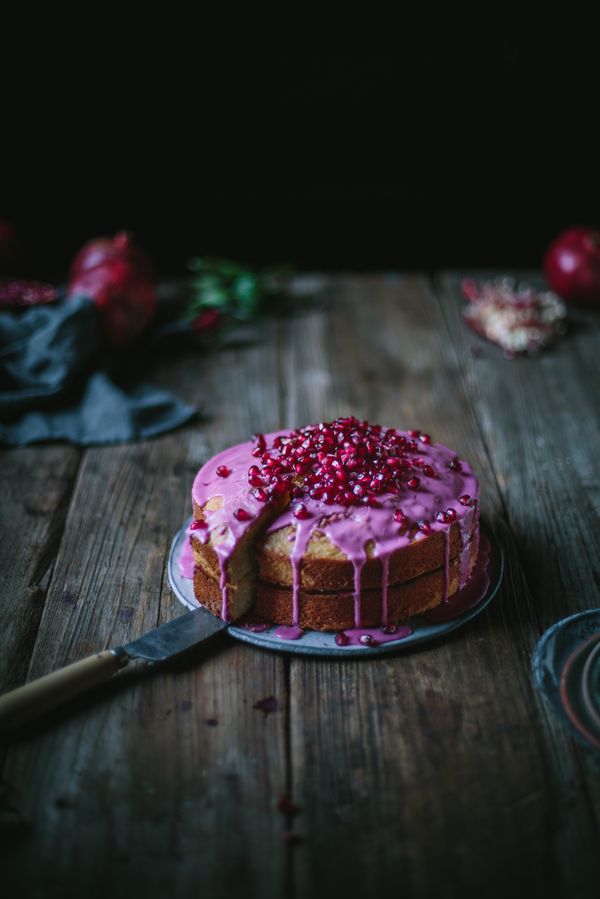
532,607 -> 600,751
168,518 -> 504,658
559,632 -> 600,751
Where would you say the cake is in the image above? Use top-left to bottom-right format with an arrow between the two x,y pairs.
187,418 -> 479,633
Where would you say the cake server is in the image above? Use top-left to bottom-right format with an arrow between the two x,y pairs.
0,607 -> 227,733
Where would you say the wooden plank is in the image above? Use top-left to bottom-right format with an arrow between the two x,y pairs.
437,272 -> 600,630
437,271 -> 600,879
279,274 -> 600,899
0,326 -> 290,897
0,445 -> 80,693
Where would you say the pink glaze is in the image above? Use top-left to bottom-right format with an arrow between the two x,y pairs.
424,533 -> 490,623
238,616 -> 271,633
178,532 -> 196,579
338,625 -> 414,647
189,423 -> 479,629
275,625 -> 304,641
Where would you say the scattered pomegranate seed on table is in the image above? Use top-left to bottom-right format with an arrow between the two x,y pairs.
0,279 -> 59,310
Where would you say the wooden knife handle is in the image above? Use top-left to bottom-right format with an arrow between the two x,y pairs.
0,649 -> 127,734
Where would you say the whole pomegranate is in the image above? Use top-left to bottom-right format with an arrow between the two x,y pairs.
544,227 -> 600,305
70,231 -> 155,280
67,233 -> 157,347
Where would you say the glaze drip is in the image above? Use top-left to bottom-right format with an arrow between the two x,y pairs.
189,420 -> 479,626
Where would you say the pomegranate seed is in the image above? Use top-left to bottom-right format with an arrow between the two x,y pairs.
253,488 -> 268,503
436,511 -> 448,523
445,507 -> 457,521
190,519 -> 208,530
381,623 -> 397,635
216,465 -> 230,478
335,632 -> 350,646
249,418 -> 459,514
359,634 -> 379,647
293,504 -> 310,520
459,494 -> 473,506
448,457 -> 462,472
418,520 -> 432,534
234,508 -> 252,521
393,509 -> 405,523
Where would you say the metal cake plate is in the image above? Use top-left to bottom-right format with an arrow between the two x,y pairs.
168,519 -> 503,657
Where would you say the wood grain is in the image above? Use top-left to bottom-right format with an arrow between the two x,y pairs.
1,274 -> 599,899
0,445 -> 80,693
0,325 -> 289,898
279,274 -> 600,899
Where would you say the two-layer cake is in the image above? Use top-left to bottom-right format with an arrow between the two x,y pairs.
187,418 -> 479,632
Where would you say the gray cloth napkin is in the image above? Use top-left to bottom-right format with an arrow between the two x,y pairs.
0,295 -> 196,445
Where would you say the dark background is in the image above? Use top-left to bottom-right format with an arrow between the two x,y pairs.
3,12 -> 599,279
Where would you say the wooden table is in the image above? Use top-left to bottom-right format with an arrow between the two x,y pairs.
1,274 -> 599,899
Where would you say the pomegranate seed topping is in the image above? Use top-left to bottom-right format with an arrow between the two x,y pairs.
216,465 -> 230,478
381,623 -> 397,635
448,457 -> 462,472
247,418 -> 451,511
190,519 -> 208,530
436,511 -> 448,523
293,503 -> 310,520
445,507 -> 457,521
335,631 -> 350,646
393,509 -> 406,523
418,520 -> 432,534
459,494 -> 473,506
359,634 -> 379,647
234,508 -> 252,521
253,488 -> 268,503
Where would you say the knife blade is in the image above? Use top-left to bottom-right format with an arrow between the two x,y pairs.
118,606 -> 228,662
0,606 -> 228,732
